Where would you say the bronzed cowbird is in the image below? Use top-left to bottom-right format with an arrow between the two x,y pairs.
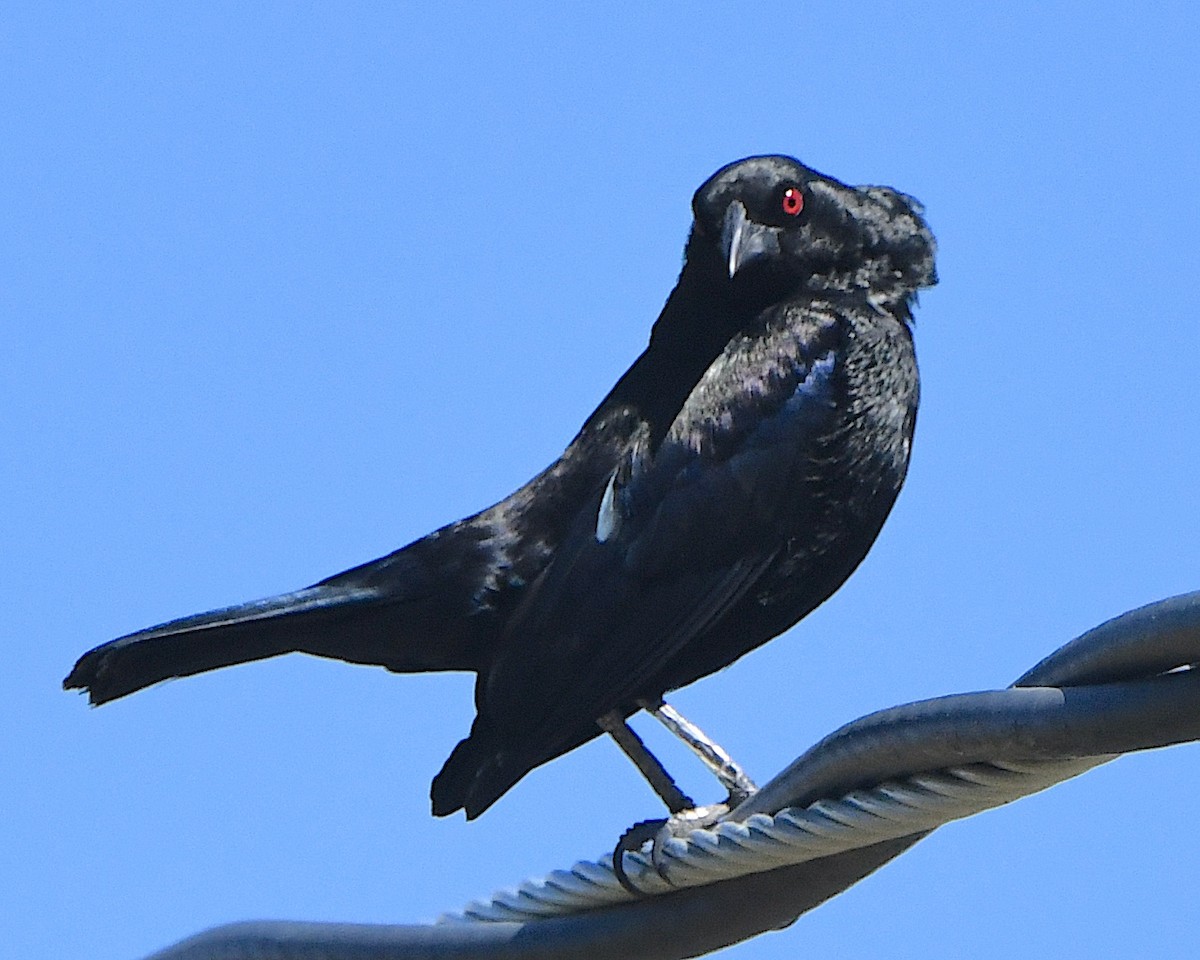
65,155 -> 937,819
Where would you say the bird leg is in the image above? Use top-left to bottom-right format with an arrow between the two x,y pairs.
597,712 -> 695,895
603,701 -> 759,894
637,697 -> 758,804
597,710 -> 694,814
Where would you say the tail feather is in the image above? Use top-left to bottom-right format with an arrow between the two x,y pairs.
65,578 -> 483,706
66,525 -> 501,706
65,585 -> 377,704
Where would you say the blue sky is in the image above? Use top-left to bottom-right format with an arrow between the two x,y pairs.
4,3 -> 1199,958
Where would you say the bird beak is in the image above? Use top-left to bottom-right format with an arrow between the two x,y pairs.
721,201 -> 779,279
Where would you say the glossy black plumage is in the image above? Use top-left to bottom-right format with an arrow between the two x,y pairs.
65,156 -> 936,819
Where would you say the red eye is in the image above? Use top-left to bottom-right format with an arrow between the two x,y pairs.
781,187 -> 804,216
777,186 -> 806,216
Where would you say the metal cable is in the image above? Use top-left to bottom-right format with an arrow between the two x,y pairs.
143,590 -> 1200,960
444,756 -> 1107,923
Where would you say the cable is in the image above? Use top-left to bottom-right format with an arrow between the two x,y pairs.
144,590 -> 1200,960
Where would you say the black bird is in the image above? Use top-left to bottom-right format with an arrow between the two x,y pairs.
65,155 -> 936,820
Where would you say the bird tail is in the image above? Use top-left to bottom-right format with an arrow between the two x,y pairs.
65,538 -> 487,705
65,584 -> 381,704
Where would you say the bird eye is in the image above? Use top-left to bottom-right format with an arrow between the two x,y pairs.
780,186 -> 804,217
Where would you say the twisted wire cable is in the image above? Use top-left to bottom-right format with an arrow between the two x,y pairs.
145,590 -> 1200,960
445,755 -> 1107,923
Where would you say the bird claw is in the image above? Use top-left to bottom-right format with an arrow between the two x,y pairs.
611,802 -> 733,895
612,817 -> 669,895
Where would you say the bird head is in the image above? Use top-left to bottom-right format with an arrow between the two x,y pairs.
689,155 -> 937,313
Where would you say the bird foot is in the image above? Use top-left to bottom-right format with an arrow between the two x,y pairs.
611,800 -> 739,895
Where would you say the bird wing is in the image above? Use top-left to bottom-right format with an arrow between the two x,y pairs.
480,303 -> 844,749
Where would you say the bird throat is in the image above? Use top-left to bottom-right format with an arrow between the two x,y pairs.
605,268 -> 768,449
